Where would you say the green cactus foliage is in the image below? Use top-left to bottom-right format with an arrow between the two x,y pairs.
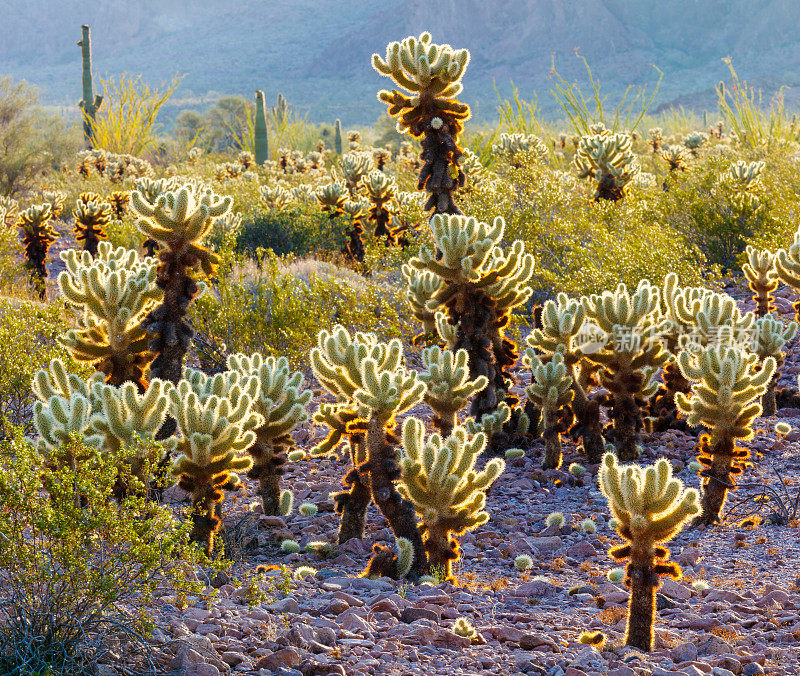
254,90 -> 269,165
77,25 -> 103,147
33,391 -> 101,476
599,452 -> 700,651
260,184 -> 292,211
491,133 -> 547,165
17,203 -> 56,300
334,119 -> 343,155
774,226 -> 800,322
402,266 -> 445,343
573,131 -> 640,201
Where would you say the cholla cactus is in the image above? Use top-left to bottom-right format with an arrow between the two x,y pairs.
599,453 -> 700,651
573,132 -> 640,201
17,203 -> 56,299
57,243 -> 161,389
419,346 -> 487,437
647,128 -> 662,152
339,152 -> 373,196
774,227 -> 800,321
582,281 -> 670,460
226,352 -> 311,515
743,246 -> 779,317
402,266 -> 445,343
363,170 -> 399,244
683,131 -> 707,156
108,191 -> 130,220
0,195 -> 19,227
347,131 -> 361,150
725,160 -> 764,208
170,373 -> 262,553
491,133 -> 547,166
750,314 -> 797,416
238,150 -> 255,170
398,418 -> 505,580
522,352 -> 574,469
187,147 -> 203,164
260,184 -> 292,211
43,190 -> 66,221
408,214 -> 534,421
661,145 -> 689,172
74,198 -> 111,256
342,200 -> 369,262
130,183 -> 232,385
676,345 -> 775,525
373,147 -> 391,171
316,181 -> 348,219
372,32 -> 470,214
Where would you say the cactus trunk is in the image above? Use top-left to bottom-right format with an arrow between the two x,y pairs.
336,436 -> 371,543
78,25 -> 102,148
694,435 -> 739,526
625,556 -> 658,651
570,384 -> 605,464
254,90 -> 269,165
425,524 -> 458,581
762,375 -> 778,417
541,407 -> 563,470
334,119 -> 343,155
191,485 -> 223,555
649,360 -> 693,432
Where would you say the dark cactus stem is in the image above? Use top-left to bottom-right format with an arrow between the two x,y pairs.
649,361 -> 694,433
542,406 -> 573,470
247,433 -> 289,515
419,113 -> 465,216
179,477 -> 224,556
693,434 -> 744,526
570,383 -> 605,464
334,435 -> 371,543
370,200 -> 396,246
595,173 -> 625,201
607,370 -> 645,462
343,218 -> 366,262
77,25 -> 102,148
254,90 -> 269,165
625,559 -> 659,651
424,521 -> 459,581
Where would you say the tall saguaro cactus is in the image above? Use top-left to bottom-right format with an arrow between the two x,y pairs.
254,90 -> 269,165
334,119 -> 343,155
77,25 -> 103,147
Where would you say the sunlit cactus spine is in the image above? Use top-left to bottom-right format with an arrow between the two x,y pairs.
334,119 -> 343,155
254,90 -> 269,165
77,25 -> 103,147
74,197 -> 111,256
315,181 -> 348,220
372,32 -> 470,215
17,203 -> 56,300
750,314 -> 797,416
260,184 -> 292,211
398,418 -> 505,581
491,132 -> 547,167
339,152 -> 373,196
573,131 -> 640,201
599,453 -> 700,651
676,345 -> 775,525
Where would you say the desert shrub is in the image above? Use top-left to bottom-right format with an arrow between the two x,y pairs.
0,227 -> 26,294
236,203 -> 345,256
0,430 -> 199,675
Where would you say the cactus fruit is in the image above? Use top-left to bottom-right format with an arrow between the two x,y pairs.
363,170 -> 399,244
254,90 -> 269,165
743,246 -> 779,317
334,119 -> 343,155
522,351 -> 574,469
74,198 -> 111,256
419,346 -> 487,437
372,33 -> 470,215
17,203 -> 56,300
341,200 -> 368,262
749,314 -> 797,416
598,452 -> 700,651
399,418 -> 504,581
573,131 -> 640,201
77,25 -> 103,147
676,345 -> 775,525
130,183 -> 232,386
226,352 -> 311,516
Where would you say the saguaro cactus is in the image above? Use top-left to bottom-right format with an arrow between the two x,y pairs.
17,203 -> 56,300
398,418 -> 505,581
254,90 -> 269,165
598,453 -> 700,652
334,119 -> 343,155
77,25 -> 103,147
676,345 -> 775,525
373,32 -> 470,215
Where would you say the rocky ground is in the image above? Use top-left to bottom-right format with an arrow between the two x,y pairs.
120,281 -> 800,676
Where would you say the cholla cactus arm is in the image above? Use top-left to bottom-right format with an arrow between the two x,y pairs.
17,203 -> 57,300
750,314 -> 797,416
57,243 -> 161,388
434,311 -> 458,349
573,132 -> 640,201
774,229 -> 800,321
73,198 -> 111,256
32,358 -> 103,405
676,346 -> 775,525
598,452 -> 699,652
402,265 -> 445,343
339,152 -> 374,195
399,418 -> 505,580
420,346 -> 487,436
226,352 -> 312,515
661,145 -> 688,172
522,351 -> 574,469
372,32 -> 470,215
43,190 -> 66,220
259,185 -> 292,211
315,180 -> 348,220
647,127 -> 662,151
743,246 -> 778,317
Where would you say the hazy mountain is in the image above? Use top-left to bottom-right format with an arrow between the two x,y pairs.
2,0 -> 799,124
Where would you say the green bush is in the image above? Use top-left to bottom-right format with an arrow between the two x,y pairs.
236,204 -> 344,257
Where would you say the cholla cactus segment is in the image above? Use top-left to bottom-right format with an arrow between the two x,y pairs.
743,246 -> 779,316
187,147 -> 203,164
452,617 -> 478,640
725,160 -> 764,208
751,314 -> 796,416
683,131 -> 708,154
647,127 -> 663,151
403,265 -> 445,341
661,145 -> 689,172
32,358 -> 103,406
43,190 -> 66,220
363,170 -> 399,243
339,152 -> 374,193
17,203 -> 57,299
526,293 -> 586,364
399,418 -> 505,579
598,452 -> 700,651
315,180 -> 348,218
676,345 -> 775,525
573,132 -> 640,200
33,392 -> 102,464
74,198 -> 111,256
395,537 -> 414,578
435,311 -> 458,349
0,195 -> 19,226
491,133 -> 547,163
260,184 -> 292,211
420,346 -> 487,436
57,242 -> 161,388
775,227 -> 800,320
465,401 -> 511,437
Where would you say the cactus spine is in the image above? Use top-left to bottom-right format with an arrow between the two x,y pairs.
77,25 -> 103,147
254,90 -> 269,165
599,453 -> 700,651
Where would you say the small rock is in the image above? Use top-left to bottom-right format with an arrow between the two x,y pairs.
401,606 -> 440,623
254,647 -> 302,671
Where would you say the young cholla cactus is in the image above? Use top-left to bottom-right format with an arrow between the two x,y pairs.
260,184 -> 292,211
647,127 -> 662,152
108,191 -> 130,220
676,345 -> 775,526
17,203 -> 56,299
742,246 -> 778,317
408,214 -> 534,421
491,133 -> 547,166
582,281 -> 670,460
661,145 -> 689,172
399,418 -> 504,581
573,132 -> 640,201
522,351 -> 574,469
130,183 -> 232,385
342,200 -> 369,262
57,243 -> 161,389
170,372 -> 262,554
750,315 -> 797,416
226,352 -> 312,516
316,181 -> 348,219
74,198 -> 111,256
725,160 -> 764,208
362,170 -> 399,244
339,152 -> 373,196
372,32 -> 470,214
43,190 -> 66,221
683,131 -> 707,156
419,346 -> 487,437
599,453 -> 700,652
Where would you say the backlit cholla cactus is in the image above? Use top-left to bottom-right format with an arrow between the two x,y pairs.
743,246 -> 779,317
408,214 -> 533,421
402,266 -> 445,344
108,191 -> 130,220
599,453 -> 700,652
339,152 -> 373,196
573,131 -> 640,201
1,195 -> 19,227
17,203 -> 56,300
342,200 -> 369,262
750,314 -> 797,416
676,345 -> 775,525
582,281 -> 670,460
647,127 -> 662,152
316,180 -> 348,219
170,370 -> 262,554
130,183 -> 232,385
43,190 -> 66,221
260,184 -> 292,211
238,150 -> 254,170
683,131 -> 708,156
491,133 -> 547,167
58,243 -> 161,389
419,346 -> 487,437
373,147 -> 391,171
74,197 -> 111,256
661,145 -> 689,172
363,170 -> 399,244
373,32 -> 470,215
226,352 -> 311,516
398,418 -> 505,581
522,351 -> 574,469
725,160 -> 764,209
774,225 -> 800,321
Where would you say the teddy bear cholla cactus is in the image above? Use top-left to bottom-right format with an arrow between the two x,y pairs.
661,145 -> 689,172
226,352 -> 311,516
43,190 -> 66,221
17,203 -> 56,299
491,133 -> 547,166
743,246 -> 779,317
398,418 -> 505,581
676,345 -> 775,526
573,132 -> 640,201
647,127 -> 662,152
408,214 -> 534,421
750,315 -> 797,416
339,152 -> 373,196
372,32 -> 470,215
260,184 -> 292,211
773,226 -> 800,322
726,160 -> 764,208
316,181 -> 348,219
74,197 -> 111,256
57,243 -> 161,389
403,266 -> 445,344
341,200 -> 369,262
363,170 -> 399,244
599,453 -> 700,652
